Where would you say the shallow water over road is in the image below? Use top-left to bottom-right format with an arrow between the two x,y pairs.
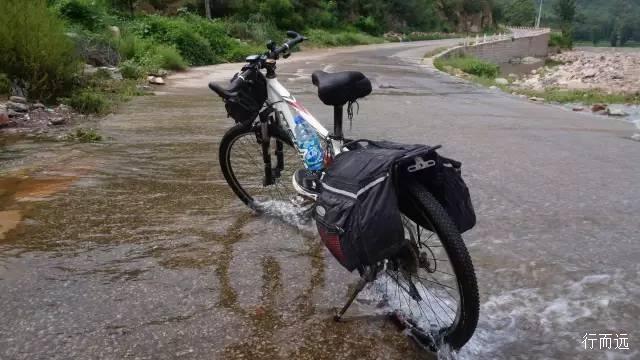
2,40 -> 640,359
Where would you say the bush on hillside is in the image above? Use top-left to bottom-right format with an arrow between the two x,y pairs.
119,60 -> 144,79
223,15 -> 284,46
56,0 -> 109,31
0,0 -> 80,101
549,32 -> 573,49
118,34 -> 188,71
135,15 -> 216,65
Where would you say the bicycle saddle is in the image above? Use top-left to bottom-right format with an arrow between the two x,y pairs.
311,71 -> 372,106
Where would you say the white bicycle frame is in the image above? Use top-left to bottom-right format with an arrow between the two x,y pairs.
266,77 -> 345,161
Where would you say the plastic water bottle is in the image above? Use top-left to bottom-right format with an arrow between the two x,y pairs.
293,115 -> 324,170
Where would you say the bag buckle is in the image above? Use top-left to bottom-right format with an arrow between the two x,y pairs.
407,157 -> 436,173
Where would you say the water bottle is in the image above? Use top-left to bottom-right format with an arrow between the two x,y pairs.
293,115 -> 324,170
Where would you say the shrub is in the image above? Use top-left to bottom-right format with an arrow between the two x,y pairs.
56,0 -> 108,31
152,45 -> 188,70
224,15 -> 283,45
136,15 -> 215,65
259,0 -> 304,30
0,73 -> 10,96
356,16 -> 381,36
119,60 -> 144,79
118,35 -> 187,72
549,32 -> 572,49
0,0 -> 80,102
436,54 -> 500,78
64,91 -> 110,114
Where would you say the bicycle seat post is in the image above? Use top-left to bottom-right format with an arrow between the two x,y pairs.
333,105 -> 344,140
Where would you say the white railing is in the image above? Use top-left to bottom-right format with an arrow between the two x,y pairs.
461,27 -> 551,46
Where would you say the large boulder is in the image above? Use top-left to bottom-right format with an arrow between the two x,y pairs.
7,101 -> 28,113
9,96 -> 26,104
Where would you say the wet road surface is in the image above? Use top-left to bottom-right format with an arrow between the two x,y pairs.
2,40 -> 640,359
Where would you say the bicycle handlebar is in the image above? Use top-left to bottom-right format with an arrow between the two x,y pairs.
209,31 -> 306,99
268,31 -> 307,59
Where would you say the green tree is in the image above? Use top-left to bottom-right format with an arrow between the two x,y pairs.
554,0 -> 576,47
497,0 -> 536,26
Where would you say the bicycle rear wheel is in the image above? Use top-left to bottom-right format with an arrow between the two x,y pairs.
219,123 -> 300,210
373,180 -> 479,351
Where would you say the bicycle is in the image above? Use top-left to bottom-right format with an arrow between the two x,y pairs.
210,31 -> 479,352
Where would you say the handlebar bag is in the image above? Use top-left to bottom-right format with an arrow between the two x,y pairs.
314,145 -> 410,271
225,69 -> 267,124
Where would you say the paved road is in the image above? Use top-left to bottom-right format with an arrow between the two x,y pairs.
1,40 -> 639,359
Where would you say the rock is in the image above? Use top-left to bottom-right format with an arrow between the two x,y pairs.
147,75 -> 155,82
606,107 -> 628,117
49,117 -> 66,126
108,26 -> 120,38
0,112 -> 9,127
522,57 -> 541,64
489,86 -> 497,90
631,133 -> 640,142
531,69 -> 538,75
529,97 -> 545,102
30,102 -> 45,110
84,64 -> 98,75
98,66 -> 123,81
154,69 -> 169,77
591,104 -> 608,112
495,78 -> 509,85
572,106 -> 585,112
9,96 -> 27,104
149,77 -> 165,85
508,73 -> 518,79
7,101 -> 28,112
57,104 -> 71,112
7,109 -> 23,118
582,69 -> 598,78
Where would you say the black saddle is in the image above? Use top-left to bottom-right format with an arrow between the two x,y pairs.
311,71 -> 372,106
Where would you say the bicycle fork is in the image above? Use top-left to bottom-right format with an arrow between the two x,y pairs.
258,109 -> 284,186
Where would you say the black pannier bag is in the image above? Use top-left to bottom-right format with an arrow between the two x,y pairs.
315,140 -> 476,271
314,145 -> 409,271
225,68 -> 267,124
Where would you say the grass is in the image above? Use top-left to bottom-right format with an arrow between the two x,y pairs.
398,32 -> 464,42
513,88 -> 640,105
434,54 -> 499,78
65,128 -> 103,142
574,40 -> 640,48
62,77 -> 146,115
305,28 -> 384,47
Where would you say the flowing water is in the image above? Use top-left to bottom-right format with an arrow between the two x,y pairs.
2,41 -> 639,359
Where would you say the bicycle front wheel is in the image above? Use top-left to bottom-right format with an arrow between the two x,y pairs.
219,123 -> 300,210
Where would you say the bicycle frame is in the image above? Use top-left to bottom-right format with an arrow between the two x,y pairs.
266,77 -> 345,162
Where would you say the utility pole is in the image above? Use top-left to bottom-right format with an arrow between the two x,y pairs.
535,0 -> 544,28
204,0 -> 212,20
